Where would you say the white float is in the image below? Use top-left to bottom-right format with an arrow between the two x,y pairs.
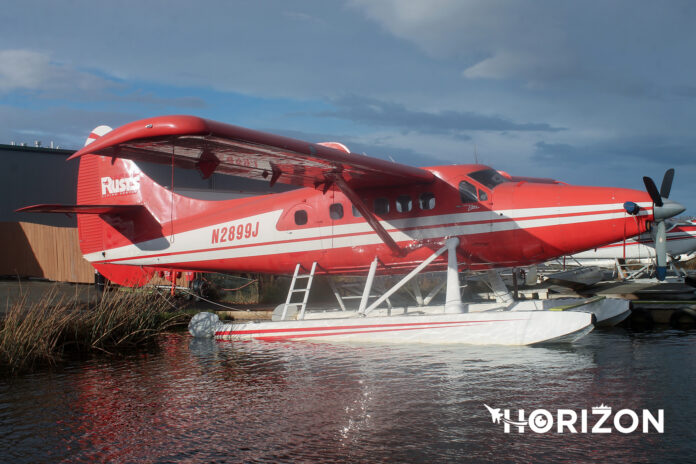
189,309 -> 593,346
189,238 -> 606,346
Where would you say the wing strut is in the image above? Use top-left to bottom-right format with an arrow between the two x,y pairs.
333,177 -> 405,257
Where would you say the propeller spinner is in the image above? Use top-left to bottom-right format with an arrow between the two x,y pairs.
642,168 -> 685,280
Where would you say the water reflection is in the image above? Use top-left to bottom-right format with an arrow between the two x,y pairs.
1,329 -> 695,463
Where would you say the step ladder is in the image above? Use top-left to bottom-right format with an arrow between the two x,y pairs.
280,262 -> 317,321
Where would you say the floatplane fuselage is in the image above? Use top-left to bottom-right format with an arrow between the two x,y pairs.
46,155 -> 658,284
17,116 -> 686,344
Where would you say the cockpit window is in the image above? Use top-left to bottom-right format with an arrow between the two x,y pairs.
459,181 -> 478,203
468,169 -> 510,190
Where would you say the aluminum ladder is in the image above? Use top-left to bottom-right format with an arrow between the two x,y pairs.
280,262 -> 317,321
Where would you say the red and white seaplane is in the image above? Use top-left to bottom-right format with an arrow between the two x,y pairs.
19,115 -> 686,345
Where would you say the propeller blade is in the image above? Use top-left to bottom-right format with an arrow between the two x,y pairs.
643,176 -> 663,207
660,168 -> 675,199
654,220 -> 667,280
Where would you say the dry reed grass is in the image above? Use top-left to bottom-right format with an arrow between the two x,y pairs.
682,257 -> 696,270
0,287 -> 73,373
0,286 -> 185,374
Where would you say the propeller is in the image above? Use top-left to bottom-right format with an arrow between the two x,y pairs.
640,168 -> 684,280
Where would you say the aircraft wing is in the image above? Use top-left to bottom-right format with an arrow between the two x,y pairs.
68,115 -> 435,189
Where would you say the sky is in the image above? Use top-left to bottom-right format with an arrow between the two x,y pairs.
1,0 -> 694,213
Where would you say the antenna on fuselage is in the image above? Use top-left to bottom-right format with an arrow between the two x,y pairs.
474,144 -> 479,164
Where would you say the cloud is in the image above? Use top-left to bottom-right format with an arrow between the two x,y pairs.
347,0 -> 482,58
534,137 -> 696,167
0,2 -> 458,102
0,49 -> 208,111
349,0 -> 696,94
0,49 -> 115,95
531,136 -> 696,213
462,51 -> 579,82
115,90 -> 207,109
1,0 -> 696,216
265,127 -> 450,167
0,105 -> 140,148
671,85 -> 696,99
4,1 -> 696,104
320,95 -> 563,135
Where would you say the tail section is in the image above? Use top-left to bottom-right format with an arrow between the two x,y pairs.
20,124 -> 222,287
77,126 -> 165,286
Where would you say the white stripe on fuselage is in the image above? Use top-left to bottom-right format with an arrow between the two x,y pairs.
84,202 -> 653,266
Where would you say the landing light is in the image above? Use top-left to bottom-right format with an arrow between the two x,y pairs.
623,201 -> 640,215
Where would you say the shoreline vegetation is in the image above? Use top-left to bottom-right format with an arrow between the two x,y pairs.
0,286 -> 188,375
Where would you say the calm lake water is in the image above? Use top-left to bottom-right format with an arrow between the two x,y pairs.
1,327 -> 695,463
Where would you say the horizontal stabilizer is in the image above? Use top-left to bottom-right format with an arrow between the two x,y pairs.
17,203 -> 163,256
17,204 -> 146,215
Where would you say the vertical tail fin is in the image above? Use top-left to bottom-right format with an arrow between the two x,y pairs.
77,125 -> 163,286
85,125 -> 113,147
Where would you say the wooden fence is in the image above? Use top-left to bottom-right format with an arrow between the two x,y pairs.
0,222 -> 198,286
0,222 -> 94,283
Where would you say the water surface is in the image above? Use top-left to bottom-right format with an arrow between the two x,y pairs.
1,328 -> 695,463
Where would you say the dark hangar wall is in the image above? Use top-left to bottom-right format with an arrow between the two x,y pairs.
1,144 -> 294,227
2,145 -> 78,227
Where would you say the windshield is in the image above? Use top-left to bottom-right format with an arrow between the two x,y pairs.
467,169 -> 510,190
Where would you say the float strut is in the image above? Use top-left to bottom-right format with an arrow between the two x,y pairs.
362,238 -> 459,316
445,237 -> 466,313
359,257 -> 379,313
328,277 -> 347,312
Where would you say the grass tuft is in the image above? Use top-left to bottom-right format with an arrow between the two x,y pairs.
0,286 -> 185,374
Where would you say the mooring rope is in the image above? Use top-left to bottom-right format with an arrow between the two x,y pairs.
174,287 -> 252,312
221,279 -> 258,292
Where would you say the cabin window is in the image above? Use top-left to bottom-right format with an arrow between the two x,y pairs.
294,209 -> 308,225
352,205 -> 361,217
459,181 -> 478,203
374,197 -> 390,215
419,192 -> 436,210
396,195 -> 412,213
329,203 -> 344,220
478,189 -> 488,201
